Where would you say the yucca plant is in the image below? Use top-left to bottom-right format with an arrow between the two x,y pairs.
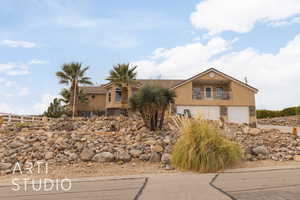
171,116 -> 242,172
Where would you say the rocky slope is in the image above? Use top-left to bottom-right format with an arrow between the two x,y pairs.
1,116 -> 300,174
258,115 -> 300,127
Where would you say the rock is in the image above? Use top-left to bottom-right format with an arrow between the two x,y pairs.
161,153 -> 171,164
0,163 -> 12,170
79,148 -> 95,161
249,128 -> 261,136
130,149 -> 142,158
293,155 -> 300,162
9,141 -> 23,148
149,152 -> 161,162
117,152 -> 131,162
139,154 -> 150,161
93,152 -> 114,162
252,146 -> 268,156
151,145 -> 164,153
45,152 -> 54,160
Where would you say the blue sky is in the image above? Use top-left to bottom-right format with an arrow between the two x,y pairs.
1,0 -> 300,114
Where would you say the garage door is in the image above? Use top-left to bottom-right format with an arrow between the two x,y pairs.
177,106 -> 220,120
228,106 -> 249,124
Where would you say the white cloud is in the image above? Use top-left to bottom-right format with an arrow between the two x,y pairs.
29,58 -> 48,65
1,40 -> 37,48
132,34 -> 300,109
133,37 -> 234,78
190,0 -> 300,35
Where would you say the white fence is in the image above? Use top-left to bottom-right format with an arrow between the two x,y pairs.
0,112 -> 46,124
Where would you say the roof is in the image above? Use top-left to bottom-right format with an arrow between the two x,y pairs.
137,79 -> 184,89
171,68 -> 259,93
80,86 -> 106,94
103,79 -> 184,89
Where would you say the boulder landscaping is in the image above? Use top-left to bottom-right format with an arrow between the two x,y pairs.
0,116 -> 300,174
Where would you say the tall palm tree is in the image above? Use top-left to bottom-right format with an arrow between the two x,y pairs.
106,63 -> 137,108
56,62 -> 93,116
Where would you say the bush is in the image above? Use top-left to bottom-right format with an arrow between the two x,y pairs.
257,106 -> 300,119
171,117 -> 242,172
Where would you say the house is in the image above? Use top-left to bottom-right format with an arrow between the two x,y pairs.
77,68 -> 258,125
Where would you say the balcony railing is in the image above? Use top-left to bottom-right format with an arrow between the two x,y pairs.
192,91 -> 232,100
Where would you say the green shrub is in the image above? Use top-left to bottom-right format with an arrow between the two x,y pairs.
171,117 -> 242,173
257,106 -> 300,119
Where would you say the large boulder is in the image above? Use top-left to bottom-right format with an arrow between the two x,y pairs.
117,152 -> 131,162
149,152 -> 161,162
93,152 -> 114,162
252,146 -> 268,156
79,148 -> 95,161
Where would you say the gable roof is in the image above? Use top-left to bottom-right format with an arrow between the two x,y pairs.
171,68 -> 259,93
80,86 -> 106,94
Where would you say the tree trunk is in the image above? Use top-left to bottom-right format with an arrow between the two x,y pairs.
159,107 -> 166,130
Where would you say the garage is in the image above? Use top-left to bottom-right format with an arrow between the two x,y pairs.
177,106 -> 220,120
228,106 -> 249,124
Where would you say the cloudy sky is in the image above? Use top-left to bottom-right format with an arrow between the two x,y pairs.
0,0 -> 300,114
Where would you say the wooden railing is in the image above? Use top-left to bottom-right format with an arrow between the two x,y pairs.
0,113 -> 47,124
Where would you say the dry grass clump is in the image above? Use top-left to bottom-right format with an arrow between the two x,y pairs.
171,116 -> 242,172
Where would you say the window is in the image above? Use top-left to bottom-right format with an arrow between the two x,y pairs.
91,95 -> 95,99
115,88 -> 122,102
205,87 -> 212,98
108,92 -> 111,102
192,87 -> 201,99
216,87 -> 223,97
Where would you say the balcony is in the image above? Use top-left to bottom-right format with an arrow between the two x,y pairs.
192,91 -> 232,100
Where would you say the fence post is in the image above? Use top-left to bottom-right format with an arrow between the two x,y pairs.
32,116 -> 35,122
21,116 -> 24,123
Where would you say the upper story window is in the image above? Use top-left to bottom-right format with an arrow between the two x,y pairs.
205,87 -> 212,99
115,88 -> 121,102
108,92 -> 111,102
216,87 -> 224,97
192,87 -> 201,99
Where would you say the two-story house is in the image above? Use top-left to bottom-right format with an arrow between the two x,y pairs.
77,68 -> 258,125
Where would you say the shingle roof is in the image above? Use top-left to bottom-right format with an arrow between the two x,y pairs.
80,86 -> 106,94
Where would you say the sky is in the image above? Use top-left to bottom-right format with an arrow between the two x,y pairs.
1,0 -> 300,114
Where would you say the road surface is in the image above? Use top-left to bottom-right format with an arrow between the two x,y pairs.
1,166 -> 300,200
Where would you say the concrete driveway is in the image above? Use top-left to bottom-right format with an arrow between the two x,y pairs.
1,166 -> 300,200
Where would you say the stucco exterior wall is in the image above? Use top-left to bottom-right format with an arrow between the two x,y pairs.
173,72 -> 256,107
77,94 -> 106,112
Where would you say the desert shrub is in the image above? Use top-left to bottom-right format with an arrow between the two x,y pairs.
257,106 -> 300,119
171,117 -> 242,172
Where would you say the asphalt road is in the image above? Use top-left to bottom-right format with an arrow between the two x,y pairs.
1,167 -> 300,200
212,168 -> 300,200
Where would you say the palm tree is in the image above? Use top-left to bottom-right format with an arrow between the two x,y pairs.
60,88 -> 88,105
56,62 -> 93,116
106,63 -> 137,109
130,86 -> 176,131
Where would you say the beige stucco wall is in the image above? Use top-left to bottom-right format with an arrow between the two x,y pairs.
173,72 -> 256,107
173,72 -> 257,124
77,94 -> 106,112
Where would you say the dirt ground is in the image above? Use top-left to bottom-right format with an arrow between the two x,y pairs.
0,160 -> 299,184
